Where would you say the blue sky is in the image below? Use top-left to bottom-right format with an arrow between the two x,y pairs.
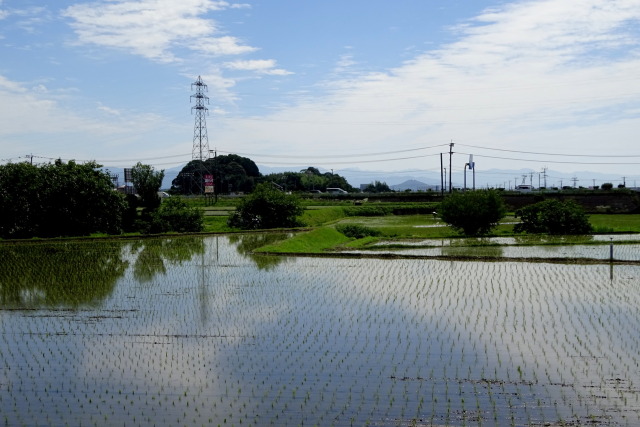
2,0 -> 640,187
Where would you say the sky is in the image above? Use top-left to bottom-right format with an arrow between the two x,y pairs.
1,0 -> 640,188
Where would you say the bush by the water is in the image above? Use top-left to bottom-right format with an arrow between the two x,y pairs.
136,197 -> 204,234
335,224 -> 381,239
439,190 -> 506,236
514,199 -> 592,235
343,206 -> 392,217
228,183 -> 303,230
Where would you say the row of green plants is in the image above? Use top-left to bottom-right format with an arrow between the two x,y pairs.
0,161 -> 204,239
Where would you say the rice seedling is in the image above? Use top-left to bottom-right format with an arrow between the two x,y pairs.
1,236 -> 639,425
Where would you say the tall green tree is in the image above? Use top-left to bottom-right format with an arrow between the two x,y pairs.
439,190 -> 506,236
0,160 -> 127,238
131,162 -> 164,210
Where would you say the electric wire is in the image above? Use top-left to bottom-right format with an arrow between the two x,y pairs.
456,144 -> 640,158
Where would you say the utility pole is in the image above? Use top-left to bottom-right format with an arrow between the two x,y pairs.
440,153 -> 444,196
542,167 -> 548,188
571,177 -> 578,188
191,76 -> 210,195
449,141 -> 454,193
443,168 -> 447,192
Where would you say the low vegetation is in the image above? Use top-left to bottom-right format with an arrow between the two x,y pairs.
439,190 -> 506,236
335,223 -> 381,239
514,199 -> 592,235
228,183 -> 304,230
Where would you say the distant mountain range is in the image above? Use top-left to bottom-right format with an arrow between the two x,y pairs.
105,163 -> 635,191
390,179 -> 438,192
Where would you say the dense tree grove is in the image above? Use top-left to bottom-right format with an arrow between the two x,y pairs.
262,167 -> 354,193
228,183 -> 303,230
514,199 -> 592,235
0,160 -> 203,239
439,190 -> 506,236
172,158 -> 354,195
0,160 -> 127,238
171,154 -> 260,195
362,180 -> 391,193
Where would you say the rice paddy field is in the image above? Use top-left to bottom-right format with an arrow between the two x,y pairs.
1,235 -> 640,426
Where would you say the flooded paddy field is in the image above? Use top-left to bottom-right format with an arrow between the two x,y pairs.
1,235 -> 640,426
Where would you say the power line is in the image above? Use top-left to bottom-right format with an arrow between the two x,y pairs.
457,152 -> 640,165
217,143 -> 449,160
250,153 -> 442,166
457,143 -> 640,158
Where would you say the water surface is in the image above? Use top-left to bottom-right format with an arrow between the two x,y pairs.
1,235 -> 639,426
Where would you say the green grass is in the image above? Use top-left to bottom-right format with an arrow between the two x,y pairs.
300,207 -> 346,226
589,214 -> 640,233
255,227 -> 350,253
333,214 -> 516,239
202,215 -> 234,233
249,210 -> 640,254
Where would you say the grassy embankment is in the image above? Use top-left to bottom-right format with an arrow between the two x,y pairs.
191,194 -> 640,253
256,209 -> 640,254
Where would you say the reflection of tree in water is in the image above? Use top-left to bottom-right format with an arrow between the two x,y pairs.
228,233 -> 292,270
0,241 -> 128,308
513,234 -> 594,245
441,244 -> 504,259
129,236 -> 205,282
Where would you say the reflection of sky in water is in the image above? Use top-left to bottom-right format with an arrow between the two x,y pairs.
354,244 -> 640,261
377,233 -> 640,247
367,234 -> 640,261
1,236 -> 640,425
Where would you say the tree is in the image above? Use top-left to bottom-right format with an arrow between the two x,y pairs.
131,162 -> 164,210
601,182 -> 613,190
439,190 -> 506,236
228,183 -> 303,229
0,160 -> 127,238
323,172 -> 354,192
514,199 -> 592,235
171,155 -> 260,195
363,180 -> 391,193
142,197 -> 204,234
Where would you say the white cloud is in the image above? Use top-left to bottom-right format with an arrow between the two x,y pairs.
223,59 -> 292,75
97,102 -> 121,116
210,0 -> 640,175
0,75 -> 186,162
63,0 -> 256,62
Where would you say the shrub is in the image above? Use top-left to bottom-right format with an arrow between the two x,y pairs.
439,190 -> 506,236
514,199 -> 592,235
343,206 -> 392,217
153,197 -> 204,233
335,224 -> 381,239
228,183 -> 303,229
601,183 -> 613,190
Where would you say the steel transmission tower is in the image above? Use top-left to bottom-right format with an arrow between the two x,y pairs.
191,76 -> 210,161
